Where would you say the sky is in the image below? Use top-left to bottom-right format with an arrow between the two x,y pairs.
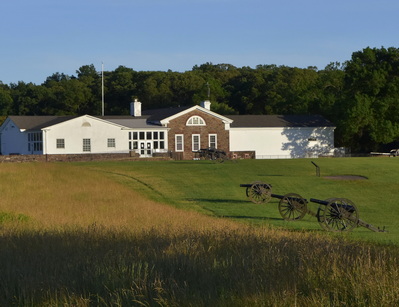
1,0 -> 398,85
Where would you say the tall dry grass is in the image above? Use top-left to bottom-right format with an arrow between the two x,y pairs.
0,163 -> 239,232
0,163 -> 399,306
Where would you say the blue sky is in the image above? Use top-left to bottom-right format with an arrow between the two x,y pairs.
1,0 -> 398,85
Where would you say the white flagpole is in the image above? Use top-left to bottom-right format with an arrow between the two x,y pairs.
102,62 -> 104,116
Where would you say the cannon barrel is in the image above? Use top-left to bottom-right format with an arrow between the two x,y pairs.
271,193 -> 284,199
273,194 -> 308,203
309,198 -> 329,205
310,198 -> 356,213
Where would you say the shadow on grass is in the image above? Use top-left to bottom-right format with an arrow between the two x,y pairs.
222,215 -> 283,221
186,198 -> 250,204
0,225 -> 318,306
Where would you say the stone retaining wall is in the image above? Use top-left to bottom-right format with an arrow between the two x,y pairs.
0,153 -> 171,163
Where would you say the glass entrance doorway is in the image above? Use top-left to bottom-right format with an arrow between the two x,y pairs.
139,141 -> 152,157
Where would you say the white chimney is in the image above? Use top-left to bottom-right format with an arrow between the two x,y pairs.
200,100 -> 211,110
130,99 -> 142,117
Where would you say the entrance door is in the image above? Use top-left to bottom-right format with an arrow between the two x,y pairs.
139,141 -> 152,157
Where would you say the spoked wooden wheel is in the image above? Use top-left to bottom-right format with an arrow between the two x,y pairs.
247,181 -> 272,204
278,193 -> 308,221
317,198 -> 359,232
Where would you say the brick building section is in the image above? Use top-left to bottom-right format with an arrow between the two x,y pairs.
167,110 -> 230,160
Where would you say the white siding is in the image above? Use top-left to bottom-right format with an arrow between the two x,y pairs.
43,116 -> 128,154
230,127 -> 335,159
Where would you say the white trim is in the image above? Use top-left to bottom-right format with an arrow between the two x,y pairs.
82,138 -> 91,152
175,134 -> 184,152
186,116 -> 206,126
209,134 -> 217,148
42,115 -> 127,131
160,105 -> 233,125
192,134 -> 200,151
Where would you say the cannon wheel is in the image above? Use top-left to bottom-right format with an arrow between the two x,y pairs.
247,181 -> 272,204
278,193 -> 308,221
215,151 -> 228,163
317,198 -> 359,232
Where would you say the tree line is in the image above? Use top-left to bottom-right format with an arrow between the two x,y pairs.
1,46 -> 399,153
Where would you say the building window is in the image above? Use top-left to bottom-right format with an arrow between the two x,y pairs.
209,134 -> 217,149
83,139 -> 91,152
139,132 -> 145,140
186,116 -> 206,126
56,139 -> 65,149
192,134 -> 200,151
107,138 -> 116,148
133,132 -> 138,140
28,132 -> 43,152
175,135 -> 184,151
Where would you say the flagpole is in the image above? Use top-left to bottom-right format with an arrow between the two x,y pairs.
101,62 -> 104,116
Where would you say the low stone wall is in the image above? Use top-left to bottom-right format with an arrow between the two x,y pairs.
0,153 -> 142,163
230,151 -> 256,159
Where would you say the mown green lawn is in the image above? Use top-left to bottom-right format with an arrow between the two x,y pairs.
83,157 -> 399,245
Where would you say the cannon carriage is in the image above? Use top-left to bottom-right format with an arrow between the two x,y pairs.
194,147 -> 228,162
240,181 -> 386,233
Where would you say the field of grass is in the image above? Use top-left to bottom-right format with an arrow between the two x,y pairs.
86,157 -> 399,245
0,158 -> 399,306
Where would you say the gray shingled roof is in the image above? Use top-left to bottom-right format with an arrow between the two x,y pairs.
141,106 -> 192,122
8,116 -> 75,130
102,117 -> 160,129
228,115 -> 335,128
6,113 -> 334,131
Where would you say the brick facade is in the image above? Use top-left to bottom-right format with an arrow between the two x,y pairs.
167,110 -> 230,160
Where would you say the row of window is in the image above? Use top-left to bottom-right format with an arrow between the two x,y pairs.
27,131 -> 218,153
129,131 -> 165,141
56,138 -> 116,152
129,141 -> 165,150
175,134 -> 217,152
28,132 -> 43,152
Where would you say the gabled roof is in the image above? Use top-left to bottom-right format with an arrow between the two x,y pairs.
141,106 -> 192,122
228,115 -> 335,128
3,112 -> 335,132
101,116 -> 164,129
7,116 -> 75,131
147,105 -> 234,125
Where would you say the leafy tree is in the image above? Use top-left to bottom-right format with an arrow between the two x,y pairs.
42,75 -> 92,115
106,66 -> 137,115
10,82 -> 47,115
76,64 -> 102,115
0,83 -> 13,115
340,47 -> 399,151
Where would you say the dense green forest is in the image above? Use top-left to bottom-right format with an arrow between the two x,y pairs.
1,47 -> 399,152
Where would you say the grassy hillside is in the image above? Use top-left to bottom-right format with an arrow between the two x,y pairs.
0,158 -> 398,306
85,157 -> 399,245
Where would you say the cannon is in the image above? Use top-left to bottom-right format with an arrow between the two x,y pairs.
194,147 -> 228,162
239,181 -> 272,204
240,181 -> 386,232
